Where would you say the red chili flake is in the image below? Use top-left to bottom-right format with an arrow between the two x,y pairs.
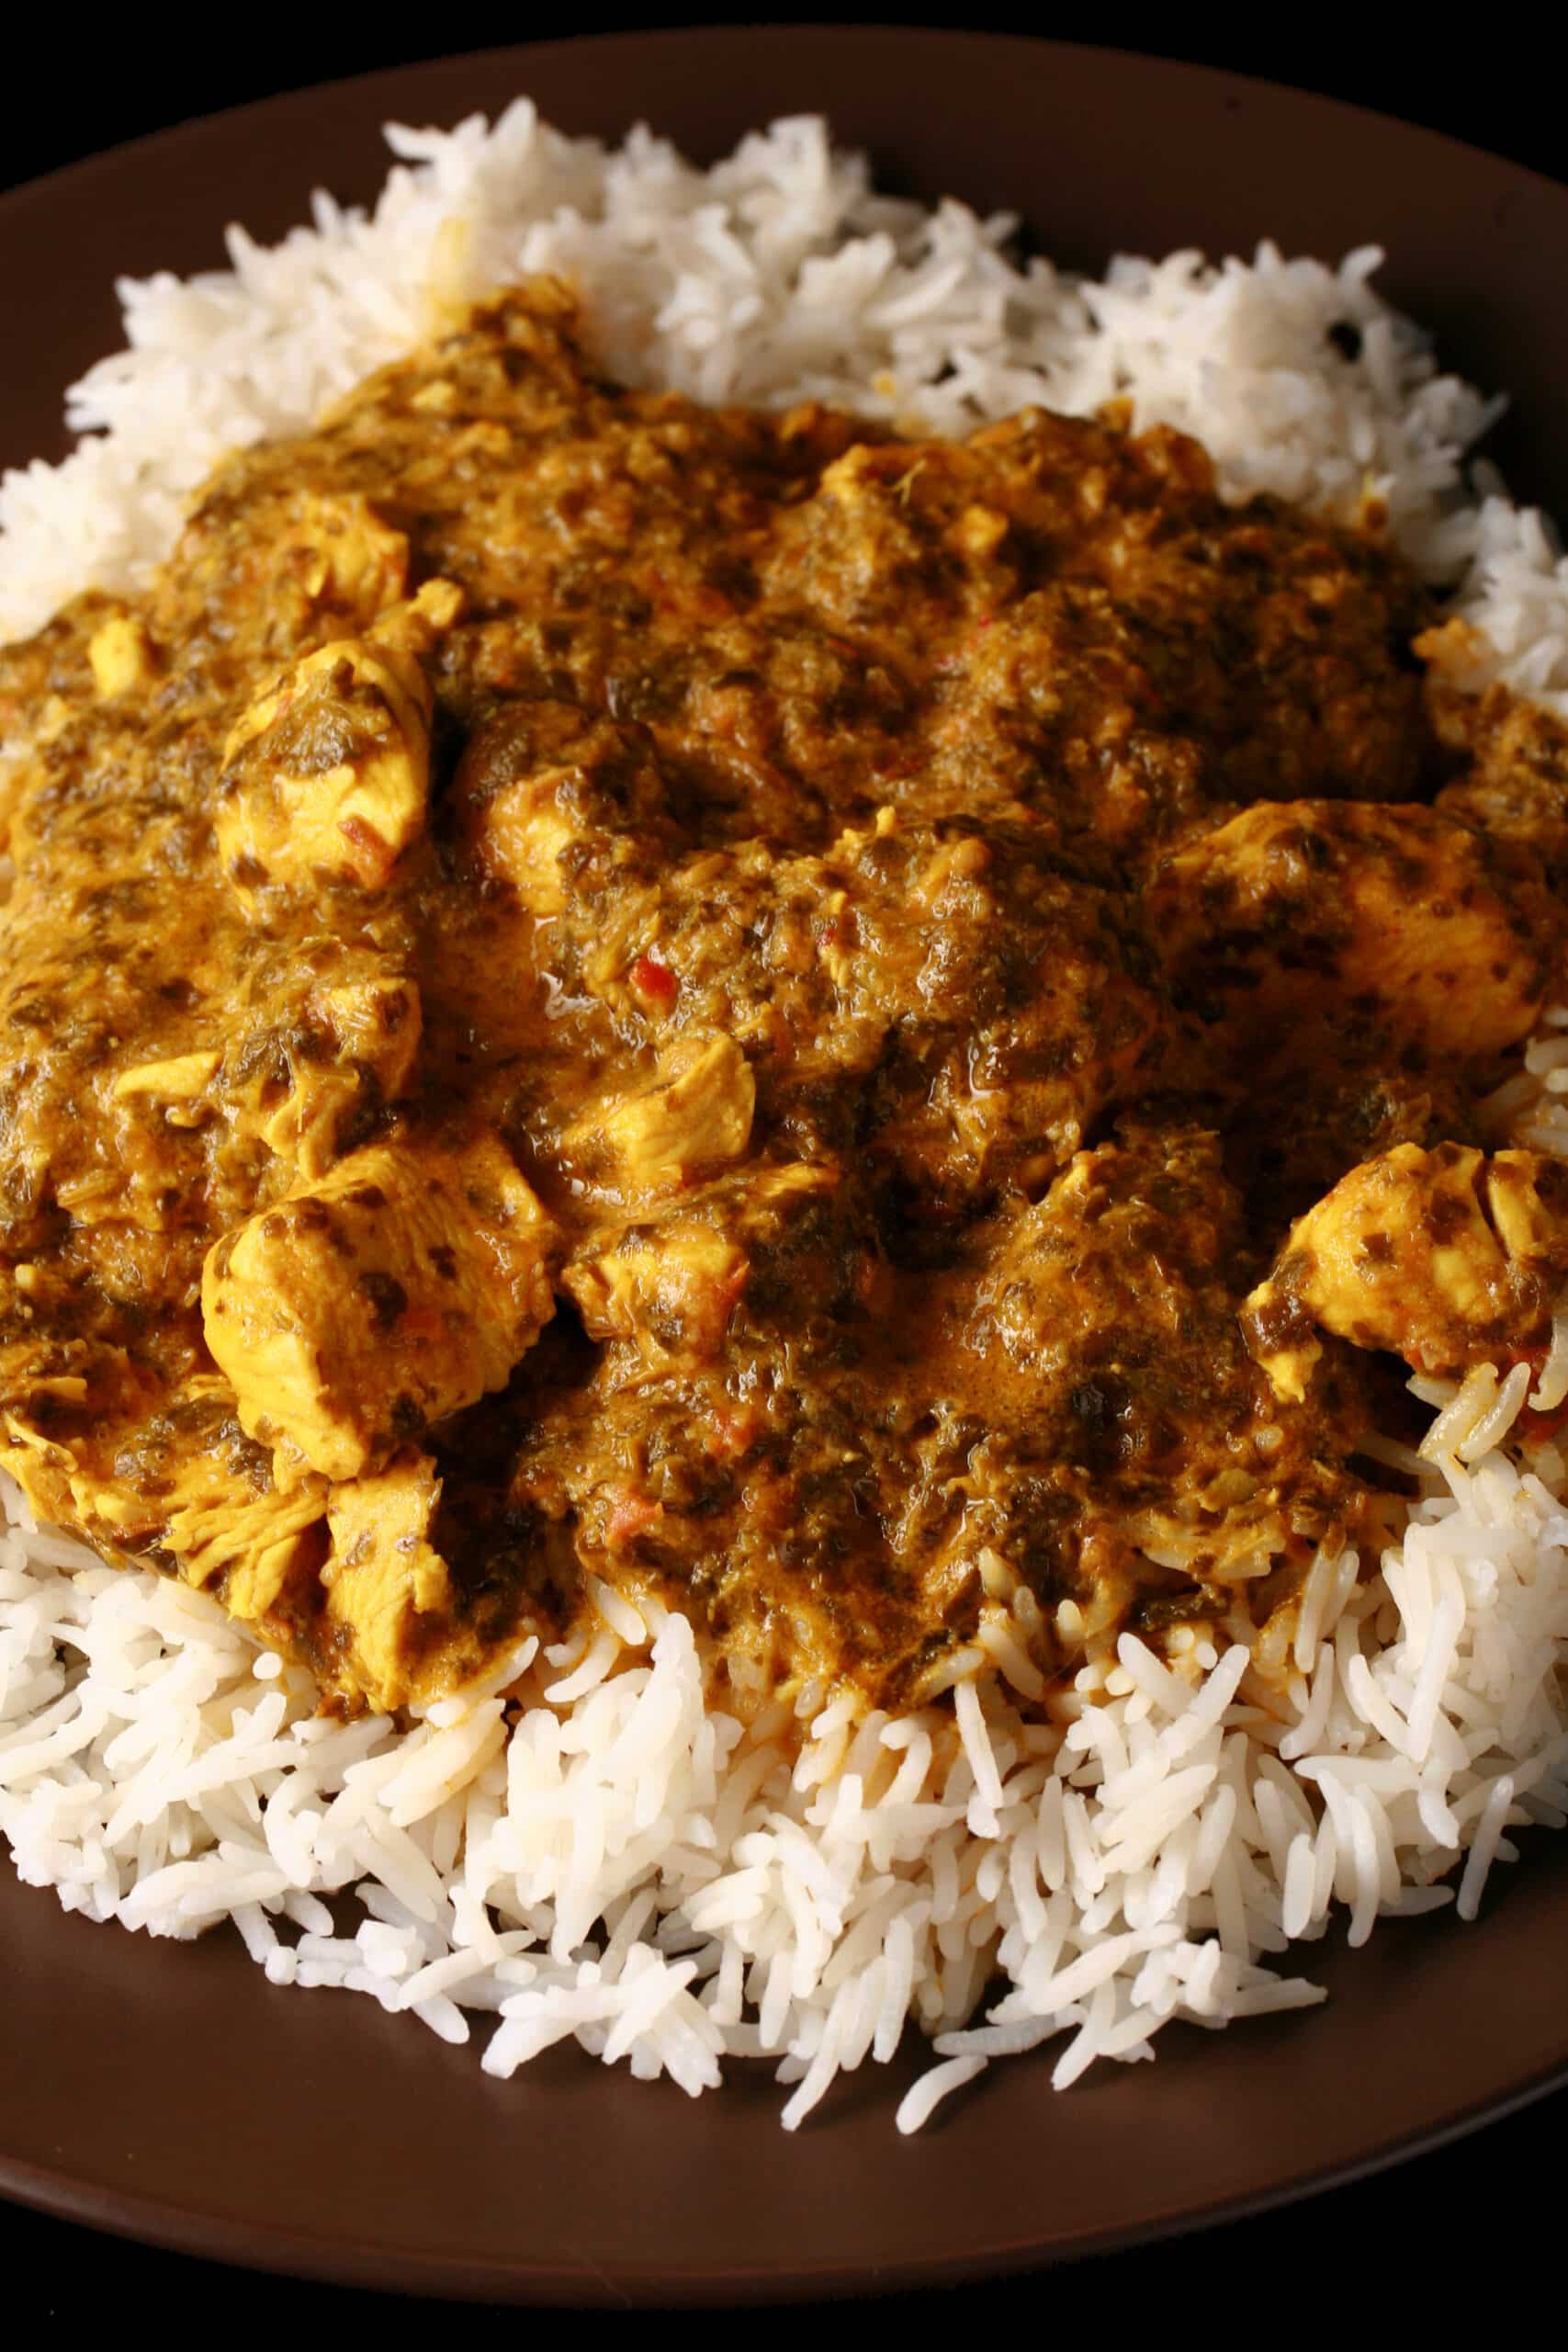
336,813 -> 391,883
630,954 -> 678,1010
852,1253 -> 882,1306
606,1490 -> 660,1546
707,1401 -> 761,1459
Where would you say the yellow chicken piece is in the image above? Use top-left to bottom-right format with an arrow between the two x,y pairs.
214,582 -> 461,893
111,1049 -> 221,1104
201,1133 -> 558,1482
216,639 -> 433,892
562,1035 -> 755,1200
1245,1142 -> 1568,1396
87,613 -> 156,700
253,973 -> 423,1180
11,1370 -> 332,1627
162,1458 -> 330,1623
473,785 -> 578,917
567,1222 -> 746,1365
565,1163 -> 830,1370
451,696 -> 671,920
1149,800 -> 1544,1060
321,1452 -> 453,1711
285,492 -> 410,623
372,577 -> 464,661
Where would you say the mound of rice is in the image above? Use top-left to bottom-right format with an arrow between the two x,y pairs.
3,105 -> 1567,2131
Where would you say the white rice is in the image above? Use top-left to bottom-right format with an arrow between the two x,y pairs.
3,103 -> 1567,2132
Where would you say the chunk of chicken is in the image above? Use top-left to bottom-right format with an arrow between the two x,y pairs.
201,1133 -> 558,1482
0,1369 -> 331,1628
567,1219 -> 745,1368
158,1447 -> 329,1624
282,492 -> 410,625
216,639 -> 429,891
1148,800 -> 1546,1061
212,931 -> 424,1193
86,613 -> 156,700
565,1164 -> 833,1371
452,696 -> 677,918
321,1452 -> 456,1711
1244,1141 -> 1568,1397
215,581 -> 462,892
560,1034 -> 755,1200
111,1050 -> 221,1109
250,971 -> 423,1181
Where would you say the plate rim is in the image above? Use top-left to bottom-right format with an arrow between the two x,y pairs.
4,2030 -> 1567,2304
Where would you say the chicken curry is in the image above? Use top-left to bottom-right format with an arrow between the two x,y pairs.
2,282 -> 1566,1717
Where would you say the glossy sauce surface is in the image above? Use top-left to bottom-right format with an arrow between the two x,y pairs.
2,283 -> 1563,1714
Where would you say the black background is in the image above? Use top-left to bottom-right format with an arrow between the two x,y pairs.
5,21 -> 1565,192
2,16 -> 1562,2322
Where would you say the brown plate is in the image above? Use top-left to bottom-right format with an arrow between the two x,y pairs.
3,29 -> 1568,2304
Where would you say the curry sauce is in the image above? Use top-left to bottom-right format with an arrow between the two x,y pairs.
2,282 -> 1565,1715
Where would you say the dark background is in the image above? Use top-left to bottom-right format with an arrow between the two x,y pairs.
2,16 -> 1562,2321
5,21 -> 1564,191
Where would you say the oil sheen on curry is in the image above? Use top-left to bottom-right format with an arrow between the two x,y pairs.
3,283 -> 1567,1718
